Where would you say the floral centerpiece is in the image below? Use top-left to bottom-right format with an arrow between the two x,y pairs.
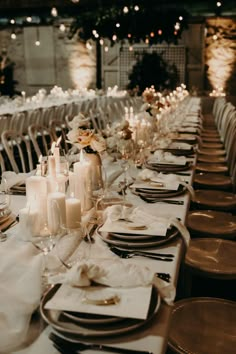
104,120 -> 133,159
67,113 -> 106,153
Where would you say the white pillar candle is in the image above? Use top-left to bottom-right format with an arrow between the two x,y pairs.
47,192 -> 66,234
47,175 -> 67,194
18,206 -> 41,240
73,151 -> 93,212
66,197 -> 81,229
48,156 -> 56,178
26,176 -> 47,209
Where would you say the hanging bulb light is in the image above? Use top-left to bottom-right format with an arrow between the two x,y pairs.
10,19 -> 15,24
104,46 -> 109,52
99,38 -> 104,45
26,16 -> 32,23
51,7 -> 58,17
86,41 -> 93,50
134,5 -> 139,11
179,16 -> 183,21
216,1 -> 222,7
35,27 -> 40,46
112,34 -> 117,41
123,6 -> 129,14
59,23 -> 66,32
11,31 -> 16,40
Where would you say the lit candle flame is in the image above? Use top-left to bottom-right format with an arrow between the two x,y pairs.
56,136 -> 62,147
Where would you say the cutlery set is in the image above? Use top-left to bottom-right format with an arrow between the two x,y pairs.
110,246 -> 174,262
49,332 -> 153,354
139,195 -> 184,205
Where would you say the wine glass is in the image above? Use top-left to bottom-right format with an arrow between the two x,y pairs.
0,177 -> 11,242
117,139 -> 134,204
25,200 -> 62,288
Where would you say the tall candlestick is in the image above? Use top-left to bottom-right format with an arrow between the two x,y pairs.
26,176 -> 47,210
48,156 -> 56,177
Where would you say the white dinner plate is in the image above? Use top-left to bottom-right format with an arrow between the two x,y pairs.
40,284 -> 161,337
97,225 -> 179,248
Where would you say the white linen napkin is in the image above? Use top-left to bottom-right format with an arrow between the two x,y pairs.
1,170 -> 35,189
149,151 -> 187,165
0,235 -> 43,352
49,258 -> 154,288
136,170 -> 195,198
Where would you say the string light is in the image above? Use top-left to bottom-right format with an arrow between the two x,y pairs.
59,23 -> 66,32
213,34 -> 218,40
10,19 -> 15,24
51,7 -> 58,17
158,29 -> 162,35
104,46 -> 109,52
134,5 -> 139,11
179,16 -> 183,21
99,38 -> 104,45
35,27 -> 40,46
112,34 -> 117,41
150,32 -> 155,37
11,31 -> 16,39
175,22 -> 180,30
216,2 -> 222,7
123,6 -> 129,14
26,16 -> 32,23
116,23 -> 120,28
129,45 -> 133,51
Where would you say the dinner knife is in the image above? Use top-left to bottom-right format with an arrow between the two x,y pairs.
50,332 -> 153,354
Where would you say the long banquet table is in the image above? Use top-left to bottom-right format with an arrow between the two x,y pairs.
1,97 -> 200,354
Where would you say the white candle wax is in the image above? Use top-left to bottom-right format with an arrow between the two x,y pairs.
47,175 -> 67,194
73,153 -> 92,212
66,197 -> 81,229
19,207 -> 40,240
47,192 -> 66,234
26,176 -> 47,209
48,156 -> 56,177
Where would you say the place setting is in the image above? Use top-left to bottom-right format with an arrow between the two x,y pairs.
39,246 -> 163,343
96,205 -> 180,249
145,150 -> 192,173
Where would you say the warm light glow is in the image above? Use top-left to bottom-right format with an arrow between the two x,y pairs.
216,2 -> 222,7
11,32 -> 16,39
10,19 -> 15,24
158,29 -> 162,35
123,6 -> 129,14
145,38 -> 149,44
150,32 -> 155,37
206,18 -> 235,94
104,46 -> 109,52
116,23 -> 120,28
175,22 -> 180,30
51,7 -> 58,17
127,33 -> 132,38
99,38 -> 104,45
86,41 -> 93,50
35,40 -> 40,46
129,46 -> 133,51
179,16 -> 183,21
59,23 -> 66,32
112,34 -> 117,41
26,16 -> 32,22
134,5 -> 139,11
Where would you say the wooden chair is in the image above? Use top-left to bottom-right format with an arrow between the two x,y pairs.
168,297 -> 236,354
49,119 -> 70,153
1,130 -> 35,173
28,124 -> 55,160
180,238 -> 236,301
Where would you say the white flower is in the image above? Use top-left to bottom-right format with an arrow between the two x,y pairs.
68,113 -> 91,130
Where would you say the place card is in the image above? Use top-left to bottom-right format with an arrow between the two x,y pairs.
45,284 -> 153,320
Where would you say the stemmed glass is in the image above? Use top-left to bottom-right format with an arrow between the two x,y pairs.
0,177 -> 11,242
25,200 -> 62,288
117,139 -> 134,204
